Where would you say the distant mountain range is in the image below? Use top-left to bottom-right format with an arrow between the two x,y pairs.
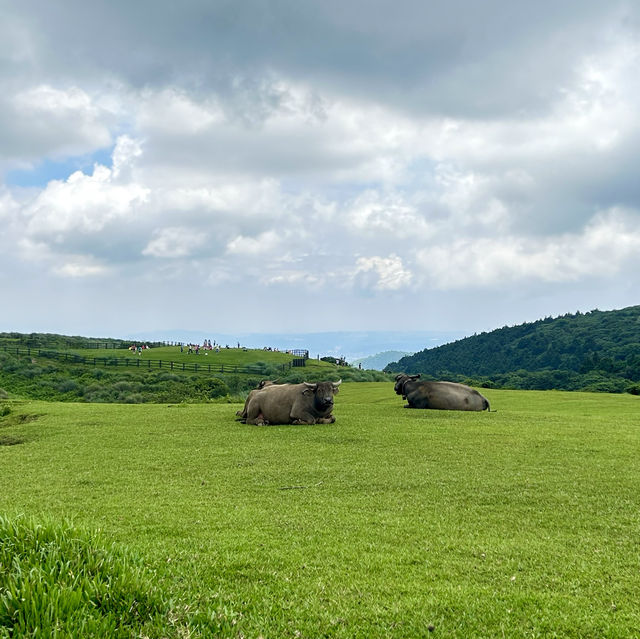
125,330 -> 467,362
351,350 -> 414,371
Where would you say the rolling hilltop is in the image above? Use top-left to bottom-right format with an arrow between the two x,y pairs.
385,305 -> 640,393
0,333 -> 390,403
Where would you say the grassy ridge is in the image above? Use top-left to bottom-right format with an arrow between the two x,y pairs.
0,345 -> 377,404
1,385 -> 639,637
70,345 -> 325,368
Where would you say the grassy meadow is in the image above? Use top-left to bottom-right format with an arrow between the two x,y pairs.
1,383 -> 639,637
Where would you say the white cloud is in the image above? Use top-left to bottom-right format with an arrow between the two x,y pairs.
53,257 -> 109,278
344,191 -> 434,240
111,135 -> 143,179
136,88 -> 224,134
226,230 -> 284,257
414,208 -> 640,289
23,161 -> 149,236
0,187 -> 18,222
142,227 -> 208,258
2,85 -> 113,164
353,254 -> 411,291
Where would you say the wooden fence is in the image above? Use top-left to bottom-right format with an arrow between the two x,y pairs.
1,346 -> 294,376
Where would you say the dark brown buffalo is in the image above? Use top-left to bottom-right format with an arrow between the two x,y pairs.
244,380 -> 341,425
394,374 -> 490,411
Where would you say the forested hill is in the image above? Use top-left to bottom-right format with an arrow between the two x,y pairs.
384,306 -> 640,393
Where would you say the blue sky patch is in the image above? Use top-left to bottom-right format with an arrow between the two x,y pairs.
5,147 -> 113,188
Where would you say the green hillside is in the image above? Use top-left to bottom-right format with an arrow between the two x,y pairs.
385,306 -> 640,393
0,332 -> 390,402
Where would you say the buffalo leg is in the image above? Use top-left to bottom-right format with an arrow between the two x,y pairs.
291,412 -> 335,425
245,400 -> 268,425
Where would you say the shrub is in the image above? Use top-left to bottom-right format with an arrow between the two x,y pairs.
57,379 -> 79,393
194,377 -> 230,399
120,393 -> 145,404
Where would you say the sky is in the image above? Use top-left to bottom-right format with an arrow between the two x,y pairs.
2,0 -> 640,345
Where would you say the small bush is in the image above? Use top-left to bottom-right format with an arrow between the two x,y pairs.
121,393 -> 145,404
57,379 -> 79,393
194,377 -> 230,399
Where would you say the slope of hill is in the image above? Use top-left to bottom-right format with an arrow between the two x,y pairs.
385,306 -> 640,393
0,333 -> 390,403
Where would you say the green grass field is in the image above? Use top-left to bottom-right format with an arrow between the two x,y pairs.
1,384 -> 639,637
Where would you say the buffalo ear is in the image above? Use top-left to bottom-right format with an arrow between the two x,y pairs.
410,374 -> 421,380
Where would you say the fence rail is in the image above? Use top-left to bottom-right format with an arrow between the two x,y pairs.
1,346 -> 294,376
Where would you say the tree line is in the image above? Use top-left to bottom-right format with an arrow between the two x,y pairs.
384,306 -> 640,394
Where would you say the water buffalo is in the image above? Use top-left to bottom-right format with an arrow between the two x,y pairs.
235,380 -> 280,419
394,374 -> 490,411
244,380 -> 342,425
